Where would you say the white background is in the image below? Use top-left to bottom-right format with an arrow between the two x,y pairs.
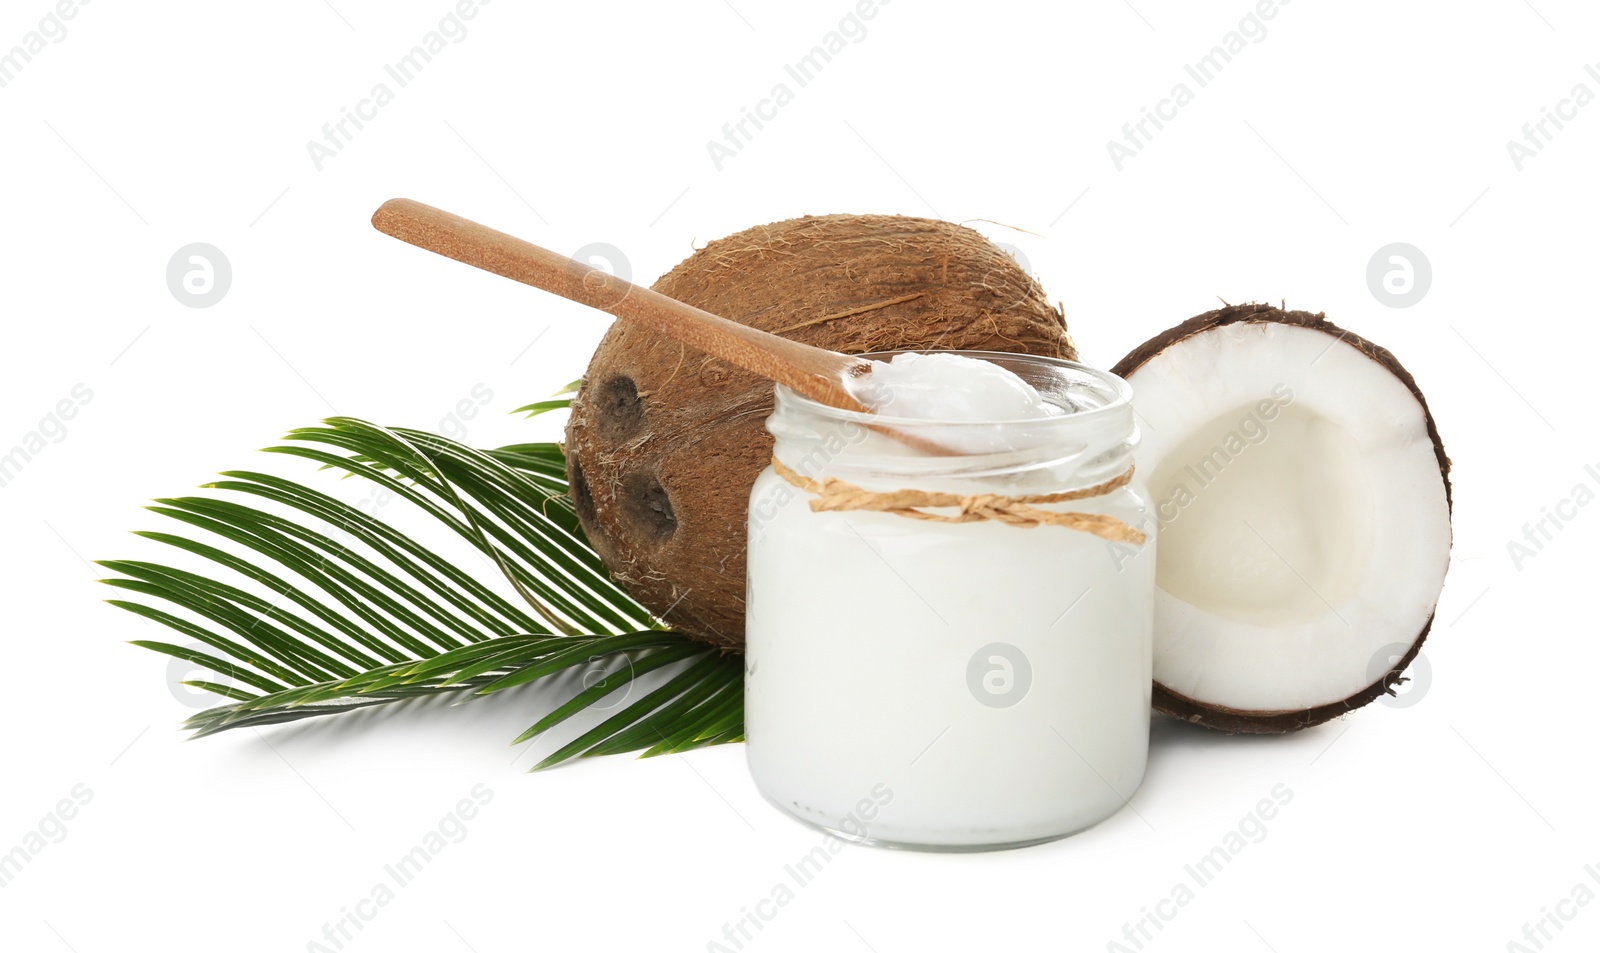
2,1 -> 1596,950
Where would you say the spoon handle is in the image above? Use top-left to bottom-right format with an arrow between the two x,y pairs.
371,198 -> 870,411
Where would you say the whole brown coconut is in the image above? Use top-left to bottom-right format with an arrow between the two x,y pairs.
565,214 -> 1076,649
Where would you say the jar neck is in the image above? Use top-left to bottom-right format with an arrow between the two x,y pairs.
766,353 -> 1138,492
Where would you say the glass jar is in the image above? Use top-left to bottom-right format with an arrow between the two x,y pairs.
743,351 -> 1155,851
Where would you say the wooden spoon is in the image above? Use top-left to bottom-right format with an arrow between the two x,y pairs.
371,198 -> 879,416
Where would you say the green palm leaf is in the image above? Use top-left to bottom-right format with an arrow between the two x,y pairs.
101,412 -> 743,768
511,379 -> 582,419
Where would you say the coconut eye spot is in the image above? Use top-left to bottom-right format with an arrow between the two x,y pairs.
619,472 -> 677,546
568,458 -> 598,526
594,374 -> 645,441
1149,402 -> 1375,626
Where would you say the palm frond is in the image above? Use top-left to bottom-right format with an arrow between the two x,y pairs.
511,379 -> 582,418
102,415 -> 743,768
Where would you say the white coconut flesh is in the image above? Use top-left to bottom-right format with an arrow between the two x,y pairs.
1125,320 -> 1451,714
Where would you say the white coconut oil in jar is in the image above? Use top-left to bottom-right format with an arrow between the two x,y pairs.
744,351 -> 1155,851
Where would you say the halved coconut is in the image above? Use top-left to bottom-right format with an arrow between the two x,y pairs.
1111,304 -> 1452,732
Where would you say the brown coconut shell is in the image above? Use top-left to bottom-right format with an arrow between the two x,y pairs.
565,214 -> 1077,649
1111,302 -> 1453,733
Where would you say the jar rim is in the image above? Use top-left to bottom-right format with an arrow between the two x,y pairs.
774,349 -> 1134,430
768,350 -> 1138,481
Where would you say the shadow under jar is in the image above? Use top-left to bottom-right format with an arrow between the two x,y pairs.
743,351 -> 1155,851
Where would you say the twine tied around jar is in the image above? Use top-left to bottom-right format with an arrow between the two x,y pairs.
770,457 -> 1149,544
